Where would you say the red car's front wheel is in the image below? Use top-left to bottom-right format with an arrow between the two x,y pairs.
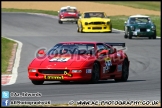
90,62 -> 100,83
31,80 -> 44,85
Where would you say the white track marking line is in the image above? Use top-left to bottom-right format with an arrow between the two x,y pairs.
2,36 -> 23,86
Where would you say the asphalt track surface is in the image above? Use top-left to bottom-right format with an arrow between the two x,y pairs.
2,13 -> 161,104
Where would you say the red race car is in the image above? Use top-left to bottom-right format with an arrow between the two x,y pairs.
28,41 -> 130,85
58,6 -> 80,24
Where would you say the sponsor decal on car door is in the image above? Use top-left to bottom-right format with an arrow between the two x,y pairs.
103,57 -> 112,73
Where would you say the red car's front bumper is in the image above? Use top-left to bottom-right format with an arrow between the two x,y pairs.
28,68 -> 92,81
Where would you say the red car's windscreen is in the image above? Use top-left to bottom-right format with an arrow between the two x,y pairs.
48,43 -> 95,55
61,9 -> 77,13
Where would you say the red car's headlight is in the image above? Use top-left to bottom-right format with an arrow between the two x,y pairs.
72,70 -> 82,73
29,69 -> 37,72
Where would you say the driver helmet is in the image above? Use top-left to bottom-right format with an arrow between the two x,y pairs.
61,48 -> 68,54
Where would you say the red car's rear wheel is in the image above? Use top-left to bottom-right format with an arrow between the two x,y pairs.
115,59 -> 129,82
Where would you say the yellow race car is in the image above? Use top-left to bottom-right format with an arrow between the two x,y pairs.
77,11 -> 112,33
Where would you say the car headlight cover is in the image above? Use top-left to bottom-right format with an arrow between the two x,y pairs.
130,26 -> 135,30
151,26 -> 156,30
107,21 -> 110,25
29,69 -> 37,72
72,70 -> 82,73
85,22 -> 88,25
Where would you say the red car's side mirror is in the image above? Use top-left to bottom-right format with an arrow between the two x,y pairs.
38,49 -> 46,56
36,49 -> 46,59
113,48 -> 117,53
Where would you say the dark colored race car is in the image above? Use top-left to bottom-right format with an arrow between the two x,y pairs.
124,15 -> 156,39
28,41 -> 130,85
58,6 -> 80,24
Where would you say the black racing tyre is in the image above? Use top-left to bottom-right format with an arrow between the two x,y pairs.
124,27 -> 128,38
148,36 -> 152,39
109,24 -> 112,33
31,80 -> 44,85
128,31 -> 132,39
58,20 -> 63,24
124,30 -> 128,38
124,34 -> 128,38
115,59 -> 129,82
152,31 -> 156,39
75,21 -> 78,24
77,23 -> 83,33
77,25 -> 79,32
80,24 -> 83,33
90,62 -> 100,83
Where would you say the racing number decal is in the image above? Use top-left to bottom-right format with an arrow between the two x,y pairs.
57,58 -> 67,62
105,57 -> 112,70
50,57 -> 70,62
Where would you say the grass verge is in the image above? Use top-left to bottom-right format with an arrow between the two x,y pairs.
1,37 -> 16,74
2,8 -> 161,37
110,15 -> 160,37
94,1 -> 160,11
2,8 -> 58,16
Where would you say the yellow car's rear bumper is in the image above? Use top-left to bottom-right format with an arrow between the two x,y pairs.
82,26 -> 112,32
